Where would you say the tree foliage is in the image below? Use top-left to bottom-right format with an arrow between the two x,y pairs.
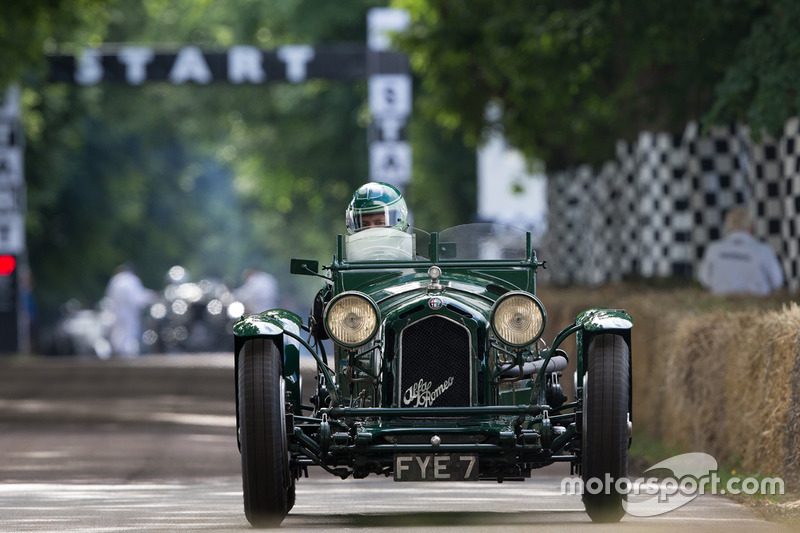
0,0 -> 114,90
392,0 -> 789,169
12,0 -> 474,326
22,0 -> 385,317
706,0 -> 800,139
15,0 -> 799,329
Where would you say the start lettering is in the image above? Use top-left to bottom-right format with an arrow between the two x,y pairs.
74,45 -> 316,85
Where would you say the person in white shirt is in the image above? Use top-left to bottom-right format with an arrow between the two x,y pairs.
697,207 -> 784,295
105,264 -> 157,357
235,269 -> 279,315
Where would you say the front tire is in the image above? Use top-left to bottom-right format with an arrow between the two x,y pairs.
238,338 -> 292,527
581,334 -> 630,523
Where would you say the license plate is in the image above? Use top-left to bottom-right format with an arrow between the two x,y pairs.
393,454 -> 479,481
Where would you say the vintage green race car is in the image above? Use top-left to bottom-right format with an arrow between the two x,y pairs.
233,223 -> 633,527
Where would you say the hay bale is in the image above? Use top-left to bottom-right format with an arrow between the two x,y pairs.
780,305 -> 800,488
786,354 -> 800,488
652,305 -> 798,479
664,312 -> 741,456
722,305 -> 799,477
540,285 -> 800,485
626,300 -> 680,441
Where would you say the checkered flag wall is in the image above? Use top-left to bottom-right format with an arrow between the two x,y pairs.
575,165 -> 607,285
542,169 -> 577,285
595,160 -> 623,283
746,128 -> 784,255
684,122 -> 753,272
635,130 -> 692,278
542,118 -> 799,291
781,118 -> 800,291
615,140 -> 640,276
542,166 -> 619,285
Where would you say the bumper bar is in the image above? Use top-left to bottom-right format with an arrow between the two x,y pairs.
322,405 -> 544,419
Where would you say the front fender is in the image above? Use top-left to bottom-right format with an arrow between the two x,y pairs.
233,309 -> 303,412
575,308 -> 633,331
574,308 -> 633,421
575,308 -> 633,377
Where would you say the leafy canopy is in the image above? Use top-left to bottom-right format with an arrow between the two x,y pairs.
392,0 -> 793,169
9,0 -> 477,324
0,0 -> 114,90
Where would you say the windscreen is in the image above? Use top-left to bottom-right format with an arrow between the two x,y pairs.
437,223 -> 528,260
342,224 -> 529,262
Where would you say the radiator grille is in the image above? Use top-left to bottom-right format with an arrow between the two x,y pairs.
398,316 -> 471,408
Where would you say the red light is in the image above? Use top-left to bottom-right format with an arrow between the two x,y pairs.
0,255 -> 16,276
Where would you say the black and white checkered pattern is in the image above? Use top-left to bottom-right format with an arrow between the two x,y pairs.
614,140 -> 640,277
542,169 -> 579,285
575,164 -> 607,285
746,128 -> 784,255
635,130 -> 692,278
781,118 -> 800,291
594,160 -> 622,283
684,122 -> 753,271
541,118 -> 800,291
543,165 -> 621,285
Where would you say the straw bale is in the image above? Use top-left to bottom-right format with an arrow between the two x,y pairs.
665,312 -> 739,455
650,305 -> 798,479
720,307 -> 797,476
781,305 -> 800,488
625,300 -> 681,440
540,286 -> 800,485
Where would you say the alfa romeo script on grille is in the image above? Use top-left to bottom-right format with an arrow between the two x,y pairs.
393,454 -> 479,481
402,377 -> 455,407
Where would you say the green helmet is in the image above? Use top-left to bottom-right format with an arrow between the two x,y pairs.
345,182 -> 409,234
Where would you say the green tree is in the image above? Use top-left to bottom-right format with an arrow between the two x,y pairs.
392,0 -> 777,169
13,0 -> 479,335
706,0 -> 800,139
24,0 -> 387,317
0,0 -> 114,91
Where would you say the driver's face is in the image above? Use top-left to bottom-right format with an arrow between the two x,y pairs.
360,213 -> 387,229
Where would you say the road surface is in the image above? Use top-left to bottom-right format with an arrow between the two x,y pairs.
0,354 -> 789,532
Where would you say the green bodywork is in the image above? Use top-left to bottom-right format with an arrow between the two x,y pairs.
233,309 -> 304,414
233,225 -> 633,480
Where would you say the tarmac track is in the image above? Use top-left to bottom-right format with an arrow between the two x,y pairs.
0,354 -> 789,532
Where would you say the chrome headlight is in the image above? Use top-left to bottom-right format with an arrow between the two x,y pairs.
324,291 -> 380,347
490,291 -> 546,347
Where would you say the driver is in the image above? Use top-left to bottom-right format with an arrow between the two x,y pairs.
345,182 -> 408,233
309,182 -> 410,339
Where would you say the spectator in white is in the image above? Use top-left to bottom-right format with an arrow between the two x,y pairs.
698,207 -> 784,295
105,264 -> 157,357
235,269 -> 279,314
